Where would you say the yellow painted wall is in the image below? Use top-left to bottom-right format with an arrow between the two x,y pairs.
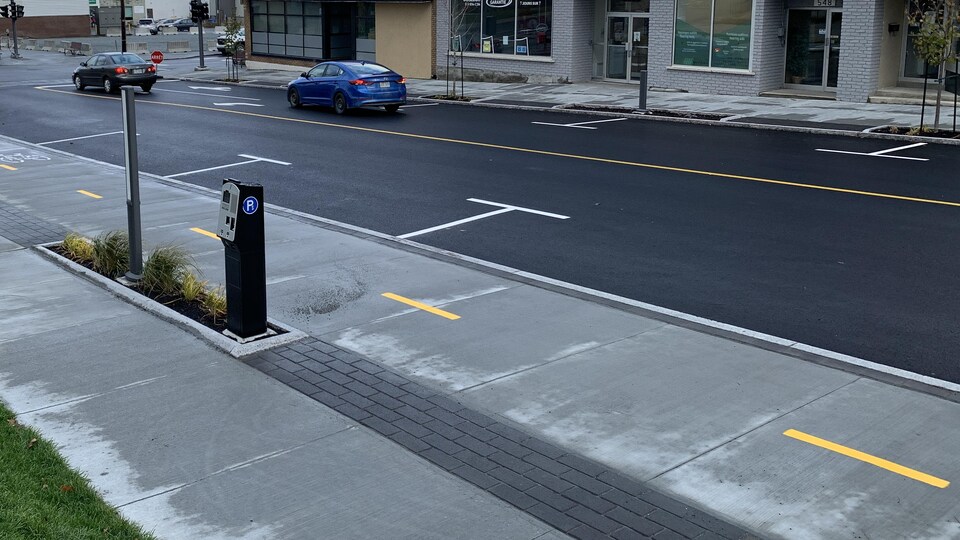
376,3 -> 435,79
878,0 -> 905,87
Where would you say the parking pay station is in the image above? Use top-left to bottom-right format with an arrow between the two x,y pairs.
217,179 -> 268,339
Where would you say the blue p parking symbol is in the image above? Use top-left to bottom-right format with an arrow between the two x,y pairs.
242,196 -> 259,215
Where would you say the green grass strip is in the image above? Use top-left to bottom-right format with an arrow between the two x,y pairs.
0,401 -> 155,539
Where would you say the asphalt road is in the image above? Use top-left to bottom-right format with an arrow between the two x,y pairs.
1,67 -> 958,385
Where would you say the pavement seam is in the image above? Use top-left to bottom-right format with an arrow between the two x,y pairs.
647,376 -> 863,482
247,341 -> 757,540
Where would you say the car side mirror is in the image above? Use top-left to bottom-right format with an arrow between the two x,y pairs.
80,61 -> 87,66
301,72 -> 308,78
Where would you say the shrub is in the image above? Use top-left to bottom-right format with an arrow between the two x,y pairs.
62,233 -> 94,263
202,286 -> 227,322
180,272 -> 206,303
142,244 -> 193,296
92,231 -> 129,277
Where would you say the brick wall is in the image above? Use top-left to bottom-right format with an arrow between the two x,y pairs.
0,16 -> 89,39
837,0 -> 883,102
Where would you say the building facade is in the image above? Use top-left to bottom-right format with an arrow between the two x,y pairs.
435,0 -> 947,102
0,0 -> 89,37
241,0 -> 949,102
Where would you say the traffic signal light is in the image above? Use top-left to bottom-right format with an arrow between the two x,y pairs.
13,3 -> 22,18
0,4 -> 9,18
200,2 -> 208,19
188,0 -> 199,21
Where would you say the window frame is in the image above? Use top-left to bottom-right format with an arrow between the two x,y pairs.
672,0 -> 755,71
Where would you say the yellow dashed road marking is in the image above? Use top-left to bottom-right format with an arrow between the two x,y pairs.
784,429 -> 949,488
382,292 -> 460,320
190,227 -> 220,240
77,190 -> 103,199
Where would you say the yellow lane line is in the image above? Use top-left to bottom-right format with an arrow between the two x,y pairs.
0,164 -> 16,171
190,227 -> 220,240
783,429 -> 949,488
381,292 -> 460,320
36,86 -> 960,209
76,189 -> 103,199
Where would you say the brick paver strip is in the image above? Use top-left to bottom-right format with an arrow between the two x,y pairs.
0,201 -> 70,247
245,341 -> 758,540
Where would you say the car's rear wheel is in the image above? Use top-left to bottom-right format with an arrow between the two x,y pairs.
333,93 -> 348,115
103,77 -> 116,94
73,76 -> 85,91
384,104 -> 400,114
141,83 -> 153,93
288,88 -> 302,108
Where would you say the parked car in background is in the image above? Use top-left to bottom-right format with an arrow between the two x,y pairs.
72,52 -> 158,94
137,18 -> 156,32
170,18 -> 196,32
153,18 -> 179,33
217,29 -> 245,55
286,61 -> 406,114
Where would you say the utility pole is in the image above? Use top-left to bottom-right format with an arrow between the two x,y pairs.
119,0 -> 127,52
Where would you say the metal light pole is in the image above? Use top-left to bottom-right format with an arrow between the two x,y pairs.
121,87 -> 143,281
9,1 -> 21,59
119,0 -> 127,52
197,20 -> 205,69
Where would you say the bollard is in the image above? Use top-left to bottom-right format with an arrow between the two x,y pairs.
121,87 -> 143,281
638,70 -> 648,112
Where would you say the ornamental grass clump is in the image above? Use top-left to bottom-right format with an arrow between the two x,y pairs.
141,244 -> 194,296
91,231 -> 129,277
202,286 -> 227,322
180,272 -> 206,303
62,233 -> 94,263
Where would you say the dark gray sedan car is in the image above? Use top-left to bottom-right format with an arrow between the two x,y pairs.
73,52 -> 158,93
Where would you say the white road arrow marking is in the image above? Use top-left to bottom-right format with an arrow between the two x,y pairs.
188,86 -> 232,91
213,102 -> 265,107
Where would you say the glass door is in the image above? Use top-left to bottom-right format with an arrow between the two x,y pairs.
605,15 -> 648,81
784,9 -> 842,91
605,16 -> 628,79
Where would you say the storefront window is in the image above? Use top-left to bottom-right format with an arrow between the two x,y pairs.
451,0 -> 551,56
674,0 -> 751,69
609,0 -> 649,13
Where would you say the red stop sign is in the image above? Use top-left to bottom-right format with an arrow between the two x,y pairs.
151,50 -> 164,64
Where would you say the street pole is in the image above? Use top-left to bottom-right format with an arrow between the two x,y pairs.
119,0 -> 127,52
638,70 -> 648,111
121,87 -> 143,281
198,21 -> 205,69
9,3 -> 20,59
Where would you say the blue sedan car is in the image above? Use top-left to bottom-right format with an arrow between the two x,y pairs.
287,61 -> 407,114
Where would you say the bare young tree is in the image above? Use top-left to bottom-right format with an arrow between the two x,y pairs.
447,0 -> 478,98
908,0 -> 960,130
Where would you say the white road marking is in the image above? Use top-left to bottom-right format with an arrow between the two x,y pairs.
188,85 -> 232,91
398,198 -> 568,239
400,103 -> 440,108
37,131 -> 126,145
153,88 -> 260,100
36,84 -> 77,88
213,102 -> 265,107
532,117 -> 628,130
166,154 -> 290,178
815,142 -> 929,161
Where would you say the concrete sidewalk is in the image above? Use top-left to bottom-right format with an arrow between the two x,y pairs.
2,113 -> 960,539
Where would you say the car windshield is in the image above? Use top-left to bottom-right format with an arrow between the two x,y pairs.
138,19 -> 152,25
348,63 -> 392,76
113,54 -> 146,64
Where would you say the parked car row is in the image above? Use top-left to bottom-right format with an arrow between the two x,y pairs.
137,17 -> 196,34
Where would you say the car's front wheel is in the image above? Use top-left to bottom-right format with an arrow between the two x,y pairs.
103,77 -> 116,94
333,93 -> 348,115
73,75 -> 85,91
288,88 -> 302,108
384,104 -> 400,114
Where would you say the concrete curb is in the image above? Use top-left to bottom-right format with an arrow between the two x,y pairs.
174,75 -> 960,146
33,242 -> 307,358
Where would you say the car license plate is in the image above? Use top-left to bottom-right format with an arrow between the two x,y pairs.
379,82 -> 390,88
133,68 -> 145,74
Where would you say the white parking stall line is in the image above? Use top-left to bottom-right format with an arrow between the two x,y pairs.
532,117 -> 628,130
37,131 -> 126,145
213,102 -> 265,107
237,154 -> 291,165
153,88 -> 261,100
166,154 -> 290,178
815,142 -> 929,161
188,86 -> 233,91
400,103 -> 440,108
398,198 -> 569,239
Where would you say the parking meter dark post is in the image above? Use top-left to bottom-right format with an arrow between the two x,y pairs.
121,87 -> 143,280
217,179 -> 267,338
638,70 -> 648,111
